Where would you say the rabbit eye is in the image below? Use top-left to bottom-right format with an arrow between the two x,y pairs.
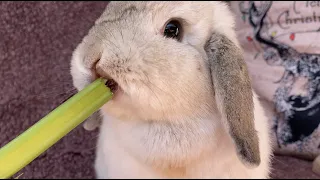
163,20 -> 182,40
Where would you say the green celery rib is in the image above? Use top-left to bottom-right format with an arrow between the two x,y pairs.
0,78 -> 112,179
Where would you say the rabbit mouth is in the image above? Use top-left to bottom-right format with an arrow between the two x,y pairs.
105,79 -> 119,93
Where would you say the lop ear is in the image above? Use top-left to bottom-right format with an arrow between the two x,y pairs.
205,32 -> 260,168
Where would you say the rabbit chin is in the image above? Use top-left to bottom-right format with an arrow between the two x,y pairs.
98,79 -> 217,122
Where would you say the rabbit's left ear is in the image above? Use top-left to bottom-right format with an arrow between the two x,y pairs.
205,32 -> 260,168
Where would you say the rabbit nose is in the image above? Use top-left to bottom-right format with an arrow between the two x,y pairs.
95,64 -> 113,80
95,63 -> 119,93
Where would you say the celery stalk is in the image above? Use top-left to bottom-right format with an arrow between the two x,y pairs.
0,78 -> 112,179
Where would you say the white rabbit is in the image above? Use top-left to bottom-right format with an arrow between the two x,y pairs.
70,1 -> 273,179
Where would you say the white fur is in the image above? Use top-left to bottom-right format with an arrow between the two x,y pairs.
70,1 -> 273,178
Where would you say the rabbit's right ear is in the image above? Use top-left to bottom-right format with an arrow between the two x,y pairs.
204,32 -> 260,168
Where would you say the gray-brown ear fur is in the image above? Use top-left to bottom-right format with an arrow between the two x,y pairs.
205,32 -> 261,168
